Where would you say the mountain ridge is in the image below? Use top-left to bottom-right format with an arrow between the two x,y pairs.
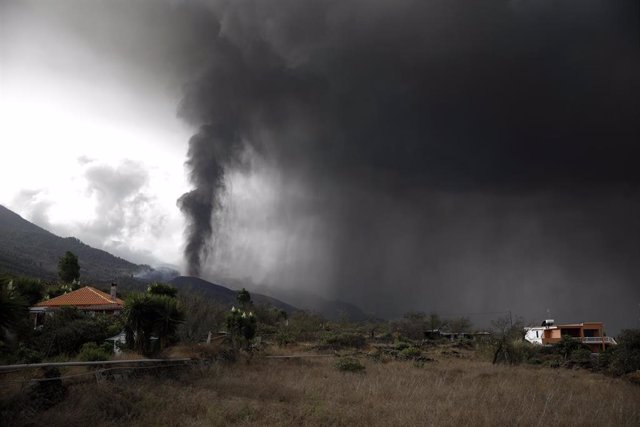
0,204 -> 142,282
169,275 -> 297,313
0,204 -> 373,319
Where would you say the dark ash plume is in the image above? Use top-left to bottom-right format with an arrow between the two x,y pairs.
7,0 -> 638,331
176,0 -> 640,278
170,0 -> 640,333
178,124 -> 243,277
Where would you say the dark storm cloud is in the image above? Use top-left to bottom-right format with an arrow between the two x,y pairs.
169,0 -> 640,332
176,0 -> 640,280
182,0 -> 640,186
8,0 -> 639,330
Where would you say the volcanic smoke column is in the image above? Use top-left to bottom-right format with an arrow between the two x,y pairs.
177,124 -> 243,277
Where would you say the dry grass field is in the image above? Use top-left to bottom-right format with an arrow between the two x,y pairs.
4,347 -> 639,427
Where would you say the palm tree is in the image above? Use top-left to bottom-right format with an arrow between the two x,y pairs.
123,293 -> 185,354
155,295 -> 185,350
123,293 -> 157,354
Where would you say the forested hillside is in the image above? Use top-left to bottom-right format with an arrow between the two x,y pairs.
0,205 -> 142,282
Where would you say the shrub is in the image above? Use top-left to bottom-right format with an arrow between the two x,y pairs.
275,330 -> 295,347
335,357 -> 365,373
556,335 -> 583,359
492,339 -> 539,365
177,294 -> 226,343
609,329 -> 640,376
34,308 -> 117,357
593,347 -> 615,372
226,307 -> 257,352
16,344 -> 43,364
375,332 -> 394,343
399,346 -> 422,360
569,348 -> 593,369
78,342 -> 111,362
511,340 -> 538,363
395,341 -> 411,351
287,311 -> 326,342
321,333 -> 366,349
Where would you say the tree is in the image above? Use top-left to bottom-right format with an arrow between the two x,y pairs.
123,291 -> 185,354
58,251 -> 80,284
123,293 -> 157,354
155,295 -> 186,349
237,288 -> 252,309
447,317 -> 473,334
428,313 -> 443,331
34,307 -> 117,358
226,306 -> 257,355
556,335 -> 583,360
177,294 -> 226,343
491,314 -> 526,365
394,312 -> 427,340
226,289 -> 258,358
10,276 -> 45,306
609,329 -> 640,375
147,282 -> 178,298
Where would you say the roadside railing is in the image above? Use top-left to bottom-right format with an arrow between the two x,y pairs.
581,336 -> 617,345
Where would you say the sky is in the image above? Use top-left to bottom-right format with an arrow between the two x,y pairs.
1,0 -> 640,332
0,0 -> 191,266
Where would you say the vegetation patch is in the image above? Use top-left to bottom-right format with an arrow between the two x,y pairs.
319,332 -> 366,350
335,357 -> 366,373
77,342 -> 112,362
399,346 -> 422,360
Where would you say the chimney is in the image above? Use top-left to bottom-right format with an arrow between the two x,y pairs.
110,283 -> 117,300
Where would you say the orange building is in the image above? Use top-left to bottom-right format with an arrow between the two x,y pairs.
30,284 -> 124,327
540,321 -> 616,353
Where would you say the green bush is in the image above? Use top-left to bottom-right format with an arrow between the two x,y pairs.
399,346 -> 422,360
609,329 -> 640,376
16,344 -> 43,364
335,357 -> 365,373
511,340 -> 538,363
569,348 -> 593,368
33,308 -> 117,357
321,333 -> 366,349
593,347 -> 615,372
78,342 -> 111,361
395,341 -> 411,351
375,332 -> 394,343
286,312 -> 326,342
275,330 -> 295,347
257,324 -> 278,336
492,339 -> 539,365
555,335 -> 583,359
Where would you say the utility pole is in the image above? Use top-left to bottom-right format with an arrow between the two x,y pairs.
508,310 -> 512,328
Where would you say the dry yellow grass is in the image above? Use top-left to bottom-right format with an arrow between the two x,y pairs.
7,352 -> 639,427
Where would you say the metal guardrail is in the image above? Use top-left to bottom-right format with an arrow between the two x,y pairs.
581,337 -> 617,345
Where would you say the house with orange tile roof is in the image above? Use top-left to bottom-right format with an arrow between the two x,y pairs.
30,283 -> 124,326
